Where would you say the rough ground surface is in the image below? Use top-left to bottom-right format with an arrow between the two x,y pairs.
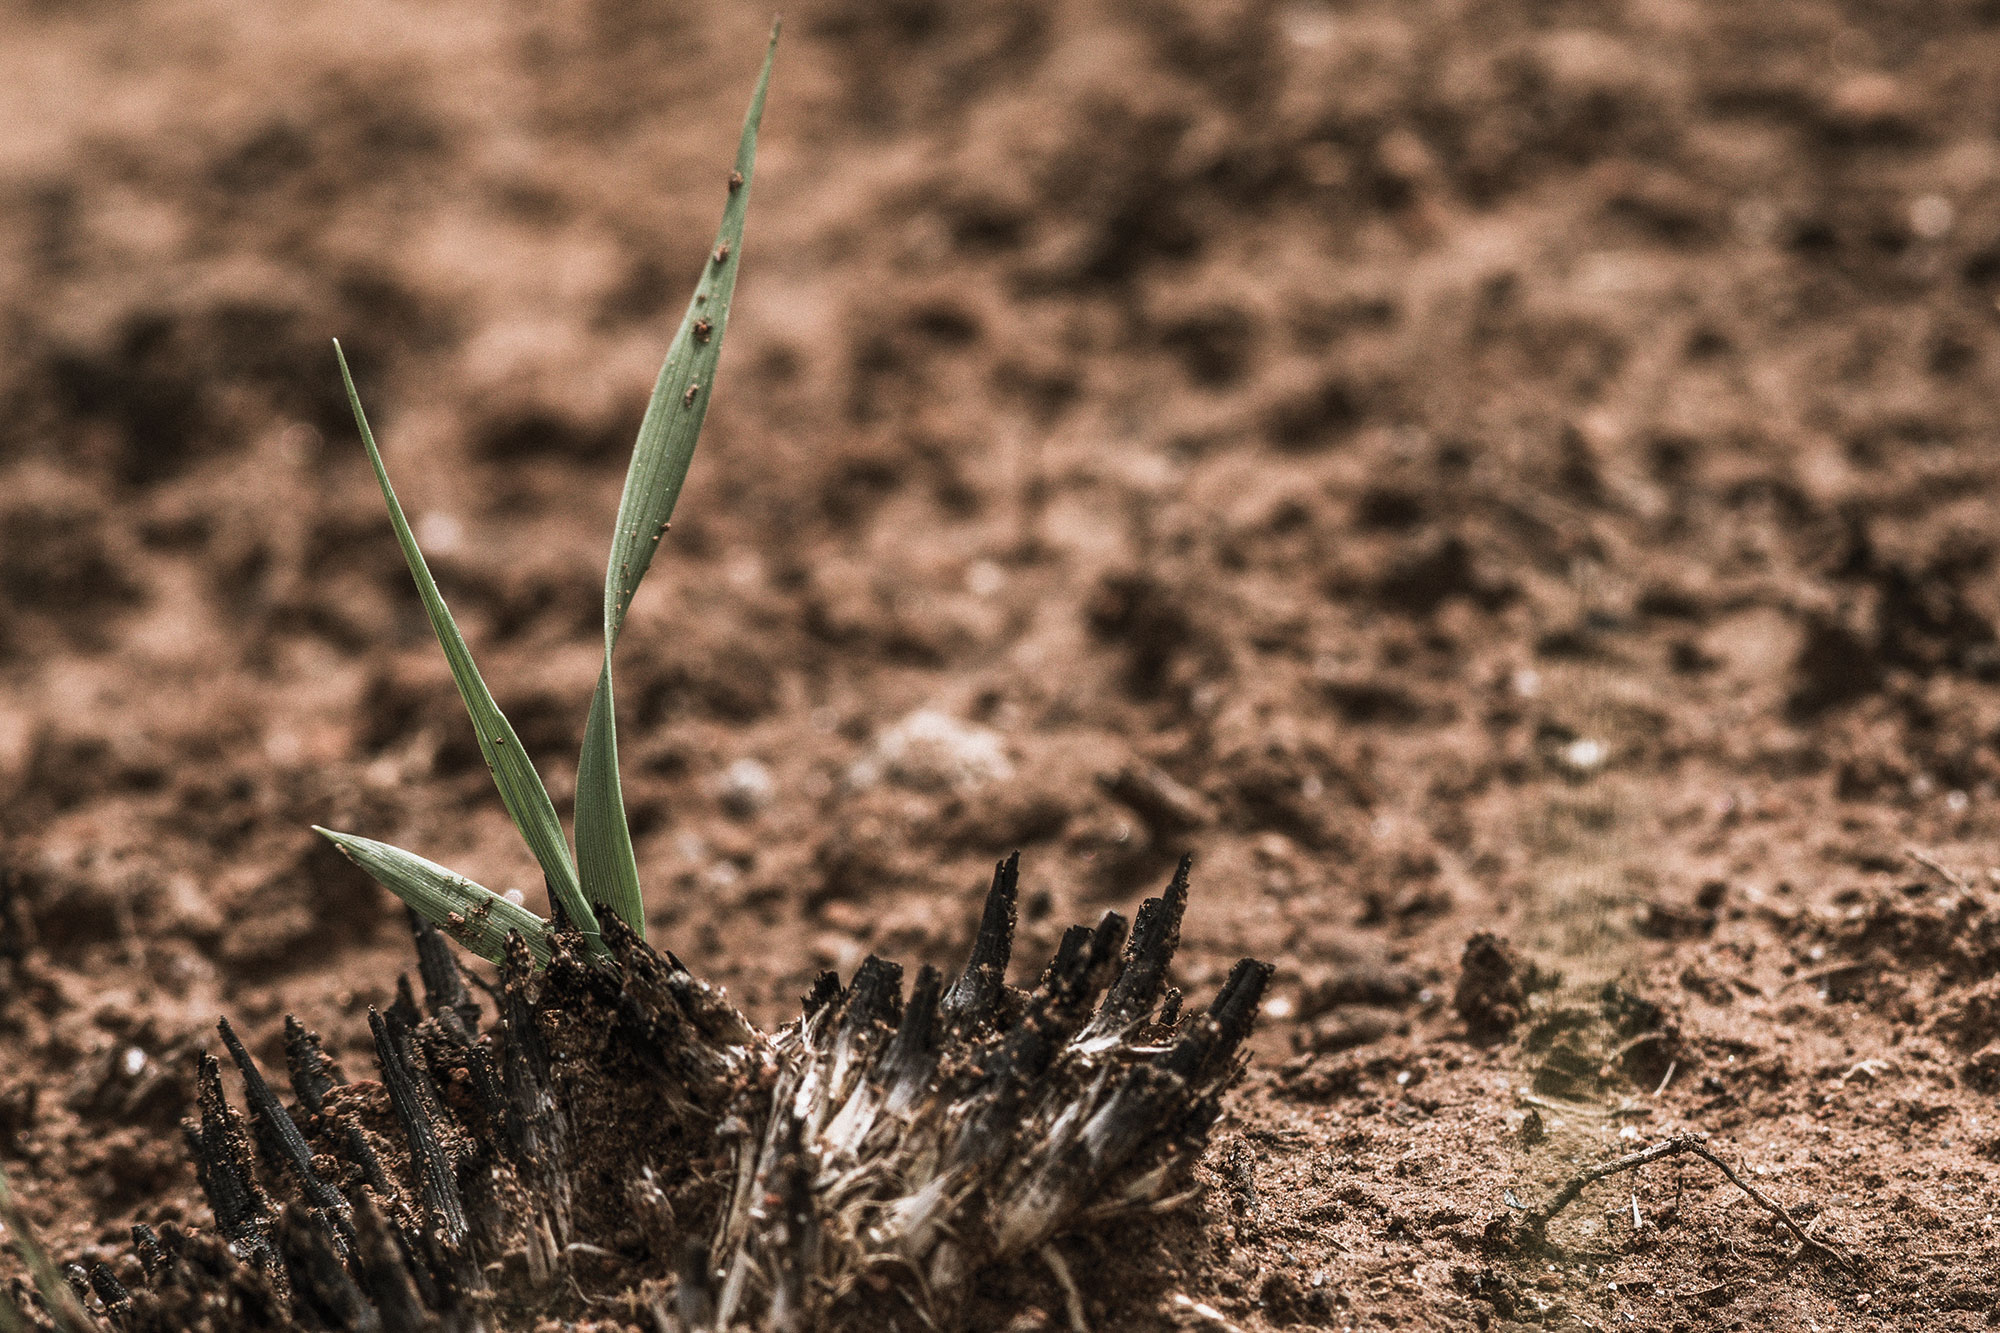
1,0 -> 1996,1327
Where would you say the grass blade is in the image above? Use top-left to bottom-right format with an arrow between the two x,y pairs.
575,26 -> 778,933
314,828 -> 553,966
0,1161 -> 96,1333
333,343 -> 600,952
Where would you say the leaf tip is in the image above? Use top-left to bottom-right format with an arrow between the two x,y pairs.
312,825 -> 359,862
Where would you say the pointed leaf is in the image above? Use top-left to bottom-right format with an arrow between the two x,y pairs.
576,679 -> 637,925
576,27 -> 778,932
315,828 -> 552,966
334,343 -> 600,952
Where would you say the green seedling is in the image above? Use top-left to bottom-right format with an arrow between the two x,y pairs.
315,28 -> 777,965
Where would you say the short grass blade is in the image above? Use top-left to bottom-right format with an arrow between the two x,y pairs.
314,828 -> 553,966
334,343 -> 600,952
575,26 -> 778,934
0,1161 -> 96,1333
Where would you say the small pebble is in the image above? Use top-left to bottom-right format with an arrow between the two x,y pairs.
717,757 -> 776,818
851,709 -> 1013,792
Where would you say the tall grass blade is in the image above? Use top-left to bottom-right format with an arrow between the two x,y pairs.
333,343 -> 600,952
314,828 -> 553,966
575,26 -> 779,933
0,1161 -> 97,1333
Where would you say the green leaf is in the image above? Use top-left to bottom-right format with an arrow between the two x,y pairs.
575,26 -> 779,934
0,1160 -> 96,1333
314,827 -> 553,966
333,344 -> 600,952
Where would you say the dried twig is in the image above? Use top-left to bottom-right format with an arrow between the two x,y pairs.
1779,960 -> 1868,994
1906,847 -> 1971,893
1527,1133 -> 1854,1269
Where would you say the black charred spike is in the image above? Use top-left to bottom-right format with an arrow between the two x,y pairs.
1088,911 -> 1128,974
881,965 -> 943,1111
349,1191 -> 431,1333
282,1017 -> 342,1116
129,1224 -> 169,1279
367,1010 -> 469,1262
1041,924 -> 1095,991
1048,913 -> 1127,1017
433,1007 -> 508,1141
1204,958 -> 1273,1064
217,1018 -> 354,1246
85,1263 -> 130,1316
185,1052 -> 277,1271
275,1206 -> 372,1331
1158,961 -> 1270,1084
387,976 -> 422,1034
837,957 -> 904,1044
409,908 -> 481,1031
499,933 -> 568,1210
372,1207 -> 445,1319
1092,855 -> 1190,1034
378,1003 -> 454,1152
941,853 -> 1018,1028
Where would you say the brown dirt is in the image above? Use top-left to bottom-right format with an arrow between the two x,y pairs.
2,0 -> 1997,1327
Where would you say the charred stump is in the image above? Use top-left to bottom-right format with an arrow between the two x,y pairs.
28,855 -> 1266,1332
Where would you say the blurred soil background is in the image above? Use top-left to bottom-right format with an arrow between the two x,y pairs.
5,0 -> 2000,1327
